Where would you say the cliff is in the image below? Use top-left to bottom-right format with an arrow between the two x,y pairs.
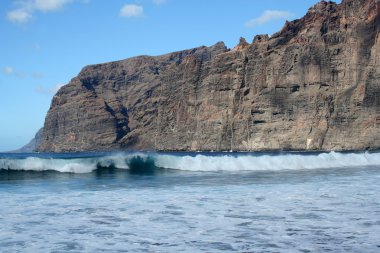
38,0 -> 380,152
13,128 -> 43,153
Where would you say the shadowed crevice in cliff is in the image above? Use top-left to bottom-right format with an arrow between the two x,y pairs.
104,102 -> 131,143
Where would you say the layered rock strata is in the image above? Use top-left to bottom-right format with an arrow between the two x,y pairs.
38,0 -> 380,152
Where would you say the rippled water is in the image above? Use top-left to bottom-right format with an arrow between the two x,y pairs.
0,152 -> 380,252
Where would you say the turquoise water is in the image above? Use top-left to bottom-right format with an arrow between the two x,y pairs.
1,152 -> 380,252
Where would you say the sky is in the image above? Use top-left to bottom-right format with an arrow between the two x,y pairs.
0,0 -> 341,151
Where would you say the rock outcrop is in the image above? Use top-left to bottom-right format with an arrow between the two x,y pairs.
38,0 -> 380,152
13,128 -> 43,153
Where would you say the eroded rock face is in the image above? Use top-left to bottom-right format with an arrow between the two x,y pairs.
38,0 -> 380,152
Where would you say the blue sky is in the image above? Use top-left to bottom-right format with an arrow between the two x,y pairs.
0,0 -> 340,151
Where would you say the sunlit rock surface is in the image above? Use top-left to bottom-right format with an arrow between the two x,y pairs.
38,0 -> 380,152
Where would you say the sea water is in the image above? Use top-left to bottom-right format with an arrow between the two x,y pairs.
0,151 -> 380,252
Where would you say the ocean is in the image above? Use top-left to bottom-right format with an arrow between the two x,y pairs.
0,151 -> 380,252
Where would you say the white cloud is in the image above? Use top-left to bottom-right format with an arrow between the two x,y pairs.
35,85 -> 49,95
32,72 -> 44,79
2,67 -> 26,78
120,4 -> 143,17
245,10 -> 294,28
34,0 -> 73,12
36,83 -> 64,95
7,0 -> 78,24
51,83 -> 64,93
2,67 -> 44,79
153,0 -> 167,5
7,9 -> 32,24
3,67 -> 14,75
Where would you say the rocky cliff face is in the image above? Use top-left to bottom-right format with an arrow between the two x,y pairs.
38,0 -> 380,152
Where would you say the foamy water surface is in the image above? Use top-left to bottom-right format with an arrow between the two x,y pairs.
0,152 -> 379,252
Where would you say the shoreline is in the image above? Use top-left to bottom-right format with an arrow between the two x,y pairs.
2,148 -> 380,156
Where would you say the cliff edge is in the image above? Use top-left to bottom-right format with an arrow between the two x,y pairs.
38,0 -> 380,152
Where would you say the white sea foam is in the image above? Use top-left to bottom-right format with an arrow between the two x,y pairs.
155,152 -> 380,172
0,152 -> 379,173
0,157 -> 95,173
0,153 -> 135,173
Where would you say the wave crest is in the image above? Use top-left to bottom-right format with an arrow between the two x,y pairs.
0,152 -> 379,174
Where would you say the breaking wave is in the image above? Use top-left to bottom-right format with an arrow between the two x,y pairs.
0,151 -> 379,174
